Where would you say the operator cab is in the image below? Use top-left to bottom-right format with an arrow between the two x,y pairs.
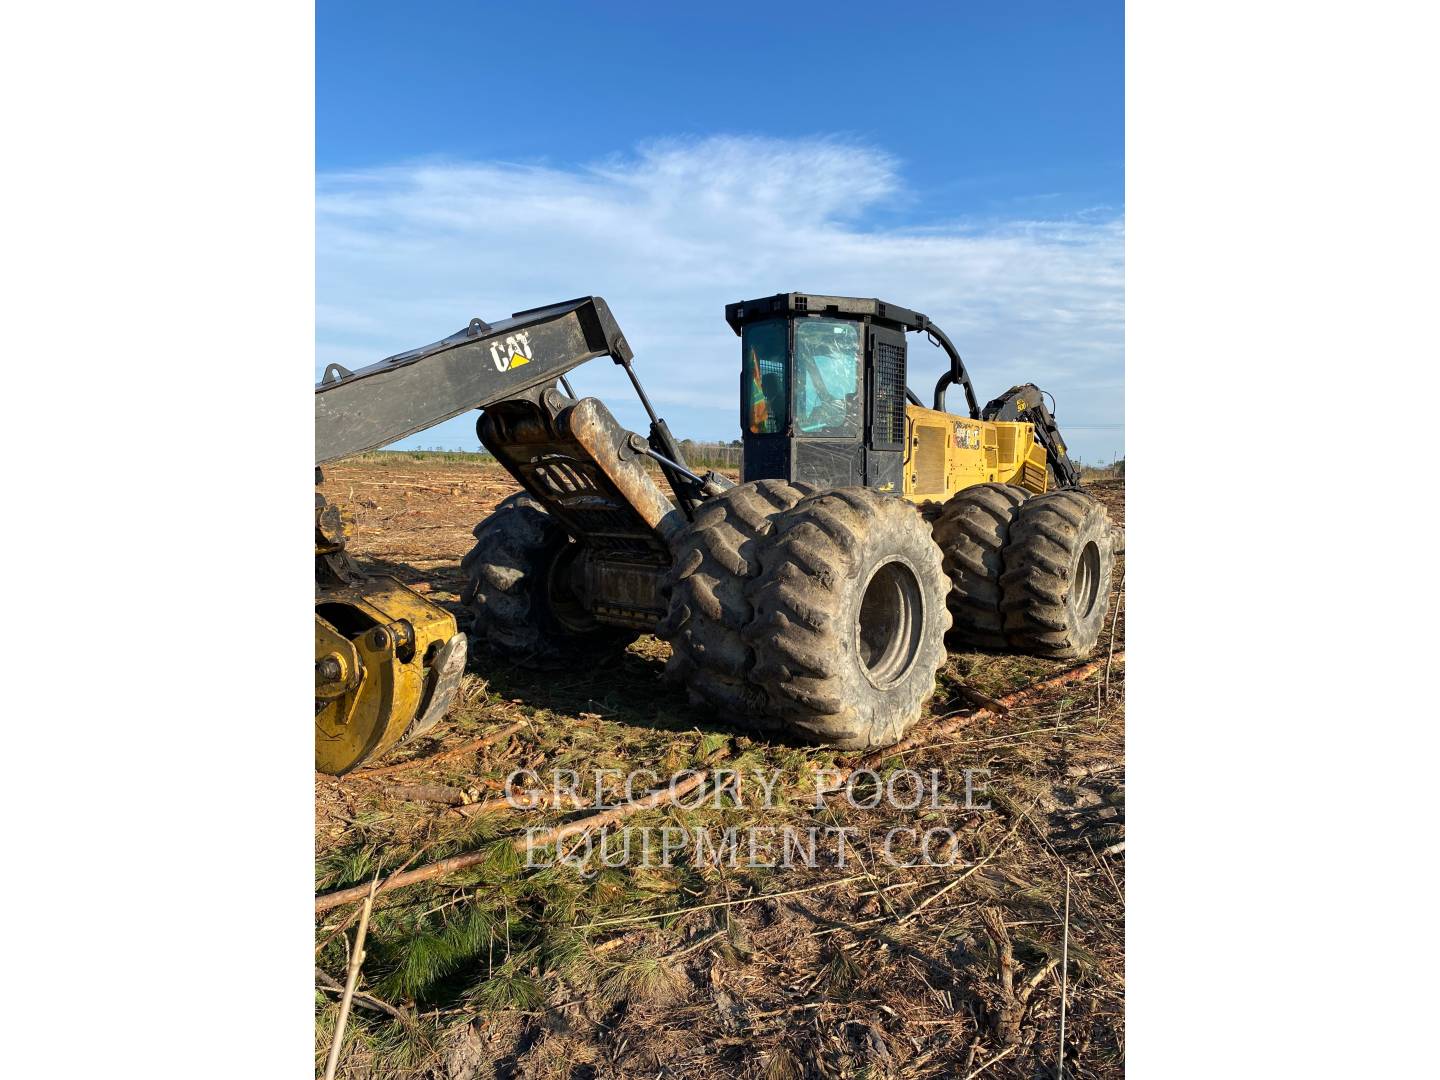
727,293 -> 948,492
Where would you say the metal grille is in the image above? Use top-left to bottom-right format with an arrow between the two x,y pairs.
874,340 -> 906,448
533,458 -> 599,496
996,426 -> 1018,466
915,426 -> 946,494
1022,459 -> 1047,493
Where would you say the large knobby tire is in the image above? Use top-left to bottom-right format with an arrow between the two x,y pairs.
657,480 -> 812,713
460,492 -> 637,668
743,488 -> 951,749
929,483 -> 1031,649
1000,489 -> 1114,659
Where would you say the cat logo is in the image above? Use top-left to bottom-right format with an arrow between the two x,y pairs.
953,423 -> 981,450
488,331 -> 534,373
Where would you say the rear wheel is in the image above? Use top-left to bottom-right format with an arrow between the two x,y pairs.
657,480 -> 812,713
743,488 -> 951,748
1000,489 -> 1114,659
461,493 -> 637,668
928,482 -> 1031,649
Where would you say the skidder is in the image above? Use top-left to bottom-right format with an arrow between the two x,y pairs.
317,291 -> 1115,773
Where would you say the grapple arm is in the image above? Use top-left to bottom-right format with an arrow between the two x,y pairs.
313,295 -> 681,775
315,296 -> 632,465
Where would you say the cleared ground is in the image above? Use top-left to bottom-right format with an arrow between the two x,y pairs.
317,453 -> 1125,1079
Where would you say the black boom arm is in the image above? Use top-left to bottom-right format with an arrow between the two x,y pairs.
314,296 -> 633,465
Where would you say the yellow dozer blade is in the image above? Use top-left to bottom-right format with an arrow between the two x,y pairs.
314,497 -> 466,775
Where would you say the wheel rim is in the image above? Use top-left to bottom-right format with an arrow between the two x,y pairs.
1073,540 -> 1101,620
856,558 -> 924,688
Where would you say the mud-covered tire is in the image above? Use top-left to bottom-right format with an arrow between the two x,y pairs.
1000,490 -> 1114,660
657,480 -> 813,713
460,492 -> 637,668
929,483 -> 1031,649
743,488 -> 951,749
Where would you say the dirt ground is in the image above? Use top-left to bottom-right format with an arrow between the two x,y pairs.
317,454 -> 1125,1079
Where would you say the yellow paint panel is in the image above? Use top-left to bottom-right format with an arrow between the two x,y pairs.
900,402 -> 1049,503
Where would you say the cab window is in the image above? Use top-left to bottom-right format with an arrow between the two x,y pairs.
794,318 -> 861,437
742,320 -> 787,434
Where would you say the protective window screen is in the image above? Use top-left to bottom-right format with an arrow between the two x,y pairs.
793,318 -> 861,437
742,320 -> 787,434
873,339 -> 906,448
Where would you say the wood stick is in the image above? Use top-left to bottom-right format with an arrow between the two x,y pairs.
1103,573 -> 1126,704
979,907 -> 1022,1046
504,768 -> 709,857
897,834 -> 1013,925
323,875 -> 378,1080
952,685 -> 1010,716
349,719 -> 525,780
316,769 -> 712,913
315,840 -> 436,954
964,1043 -> 1017,1079
1059,867 -> 1071,1080
451,790 -> 555,819
995,654 -> 1120,711
386,784 -> 467,806
315,967 -> 406,1022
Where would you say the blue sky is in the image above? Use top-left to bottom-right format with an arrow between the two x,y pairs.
318,1 -> 1124,462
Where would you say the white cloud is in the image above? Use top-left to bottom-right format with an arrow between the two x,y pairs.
317,136 -> 1123,462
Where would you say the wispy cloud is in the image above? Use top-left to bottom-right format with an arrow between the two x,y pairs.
317,136 -> 1123,461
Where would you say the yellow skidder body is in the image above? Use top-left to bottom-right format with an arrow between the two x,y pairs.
900,404 -> 1050,503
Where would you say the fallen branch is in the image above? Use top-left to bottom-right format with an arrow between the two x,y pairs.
386,783 -> 467,806
349,719 -> 525,780
1103,572 -> 1126,704
316,841 -> 438,953
316,768 -> 715,913
979,901 -> 1061,1048
323,875 -> 378,1080
451,794 -> 517,818
952,685 -> 1011,716
996,653 -> 1121,711
898,833 -> 1015,925
450,788 -> 558,819
505,768 -> 710,857
978,908 -> 1021,1046
1058,868 -> 1071,1080
964,1043 -> 1018,1079
315,967 -> 406,1022
818,655 -> 1123,798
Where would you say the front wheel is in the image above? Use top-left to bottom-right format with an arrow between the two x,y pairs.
461,493 -> 637,668
742,488 -> 951,749
657,479 -> 813,714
